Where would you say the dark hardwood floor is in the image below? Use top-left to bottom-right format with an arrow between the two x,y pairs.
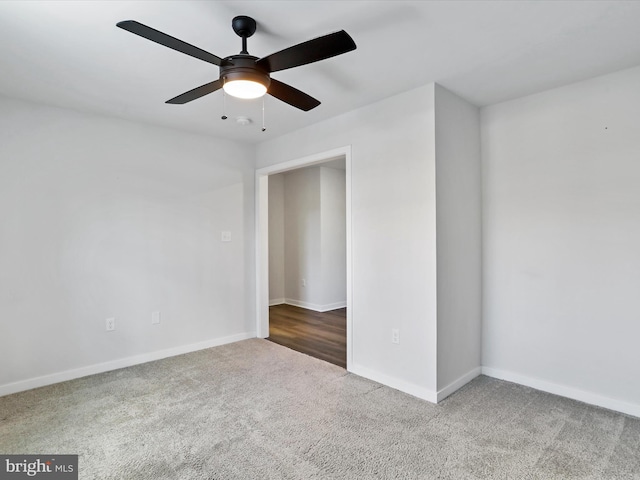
267,304 -> 347,368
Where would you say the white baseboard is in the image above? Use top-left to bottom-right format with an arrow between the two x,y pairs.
482,367 -> 640,419
269,298 -> 285,306
284,298 -> 347,312
437,367 -> 482,402
349,363 -> 438,404
0,331 -> 255,398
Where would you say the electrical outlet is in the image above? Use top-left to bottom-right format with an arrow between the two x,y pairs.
106,317 -> 116,331
301,279 -> 306,287
391,328 -> 400,344
221,231 -> 232,242
151,311 -> 161,325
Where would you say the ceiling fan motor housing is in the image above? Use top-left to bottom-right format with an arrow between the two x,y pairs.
220,55 -> 271,90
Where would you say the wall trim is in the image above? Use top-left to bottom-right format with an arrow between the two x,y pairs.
283,299 -> 347,312
0,332 -> 255,398
269,298 -> 285,306
349,363 -> 438,404
482,367 -> 640,419
437,367 -> 482,402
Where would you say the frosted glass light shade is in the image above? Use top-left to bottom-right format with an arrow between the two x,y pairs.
223,79 -> 267,99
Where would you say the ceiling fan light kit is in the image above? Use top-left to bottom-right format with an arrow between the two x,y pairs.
116,14 -> 356,117
223,79 -> 267,99
220,56 -> 270,99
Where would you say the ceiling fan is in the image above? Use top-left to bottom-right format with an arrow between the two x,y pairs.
116,16 -> 357,111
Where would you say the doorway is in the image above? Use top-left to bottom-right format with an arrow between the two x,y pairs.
255,146 -> 353,370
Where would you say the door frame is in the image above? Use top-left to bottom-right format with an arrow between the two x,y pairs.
255,145 -> 353,370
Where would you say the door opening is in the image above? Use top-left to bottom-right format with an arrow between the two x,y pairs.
255,146 -> 352,370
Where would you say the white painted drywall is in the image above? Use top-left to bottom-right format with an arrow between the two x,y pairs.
320,166 -> 347,309
0,95 -> 255,393
283,167 -> 323,307
434,84 -> 482,394
268,173 -> 285,304
482,65 -> 640,410
257,84 -> 439,399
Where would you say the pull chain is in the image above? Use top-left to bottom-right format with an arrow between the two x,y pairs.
262,97 -> 266,132
221,85 -> 228,120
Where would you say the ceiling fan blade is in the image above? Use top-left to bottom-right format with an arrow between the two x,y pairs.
268,78 -> 320,111
117,20 -> 222,66
256,30 -> 356,73
166,79 -> 223,104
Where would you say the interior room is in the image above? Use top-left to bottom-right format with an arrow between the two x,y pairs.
1,1 -> 640,478
266,159 -> 347,367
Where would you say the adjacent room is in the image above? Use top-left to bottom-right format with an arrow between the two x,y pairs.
1,1 -> 639,478
266,159 -> 347,367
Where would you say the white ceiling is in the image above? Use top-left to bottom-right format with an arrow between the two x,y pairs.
1,0 -> 640,144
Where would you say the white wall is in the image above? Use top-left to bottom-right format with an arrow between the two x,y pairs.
0,95 -> 255,395
268,173 -> 285,304
482,65 -> 640,415
434,84 -> 482,396
283,167 -> 323,307
258,84 -> 439,399
320,166 -> 347,309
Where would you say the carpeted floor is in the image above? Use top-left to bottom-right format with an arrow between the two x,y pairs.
1,339 -> 639,479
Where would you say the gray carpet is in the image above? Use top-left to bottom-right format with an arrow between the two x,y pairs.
1,339 -> 639,479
